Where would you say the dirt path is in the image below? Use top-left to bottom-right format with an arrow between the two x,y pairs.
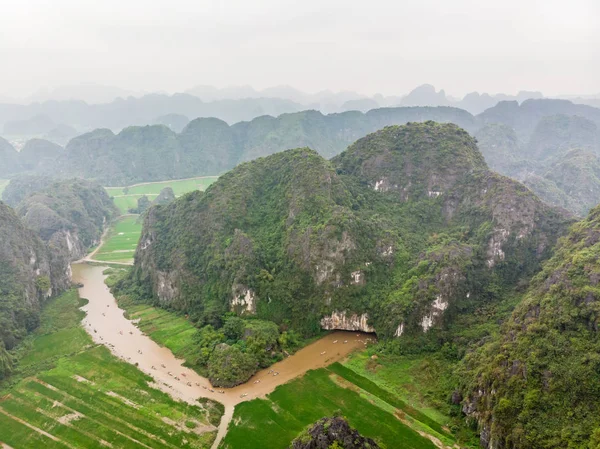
106,176 -> 219,191
78,215 -> 139,266
72,263 -> 371,449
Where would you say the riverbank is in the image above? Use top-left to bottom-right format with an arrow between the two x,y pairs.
0,289 -> 219,449
72,263 -> 371,449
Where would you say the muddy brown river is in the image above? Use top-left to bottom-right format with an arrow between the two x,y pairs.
72,263 -> 374,449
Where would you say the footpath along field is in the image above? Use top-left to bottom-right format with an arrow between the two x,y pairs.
92,216 -> 142,264
219,366 -> 456,449
105,176 -> 218,214
0,289 -> 222,449
92,176 -> 218,264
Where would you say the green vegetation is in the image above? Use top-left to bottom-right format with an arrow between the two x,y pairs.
114,122 -> 579,446
0,202 -> 57,378
462,204 -> 600,448
0,288 -> 221,449
15,178 -> 117,248
15,107 -> 478,186
105,285 -> 200,365
288,416 -> 380,449
92,216 -> 142,263
106,177 -> 218,214
108,268 -> 305,385
475,114 -> 600,216
220,368 -> 445,449
120,122 -> 569,342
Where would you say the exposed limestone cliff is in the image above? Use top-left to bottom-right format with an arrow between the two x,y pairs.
123,122 -> 570,338
288,416 -> 380,449
320,312 -> 375,333
0,202 -> 65,364
14,178 -> 117,263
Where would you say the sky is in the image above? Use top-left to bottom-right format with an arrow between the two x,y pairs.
0,0 -> 599,99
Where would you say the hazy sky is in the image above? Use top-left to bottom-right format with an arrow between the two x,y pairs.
1,0 -> 599,99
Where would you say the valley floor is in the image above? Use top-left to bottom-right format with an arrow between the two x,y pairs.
1,265 -> 476,448
0,290 -> 220,449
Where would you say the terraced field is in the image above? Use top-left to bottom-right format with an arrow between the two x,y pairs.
92,216 -> 142,264
105,177 -> 218,214
0,290 -> 222,449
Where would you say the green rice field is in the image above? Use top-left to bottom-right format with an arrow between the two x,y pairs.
220,367 -> 448,449
92,216 -> 142,263
0,290 -> 221,449
105,177 -> 218,214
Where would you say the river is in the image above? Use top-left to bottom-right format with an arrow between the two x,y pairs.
72,263 -> 374,449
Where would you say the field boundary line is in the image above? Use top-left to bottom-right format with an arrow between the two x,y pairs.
28,379 -> 175,449
14,391 -> 181,449
0,407 -> 74,448
106,175 -> 220,190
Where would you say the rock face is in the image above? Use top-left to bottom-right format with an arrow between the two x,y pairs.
14,178 -> 117,264
320,312 -> 375,333
2,175 -> 54,207
123,122 -> 570,338
463,204 -> 600,448
0,202 -> 64,360
152,187 -> 175,206
288,416 -> 380,449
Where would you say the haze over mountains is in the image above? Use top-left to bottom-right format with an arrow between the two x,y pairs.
3,84 -> 600,146
4,96 -> 600,217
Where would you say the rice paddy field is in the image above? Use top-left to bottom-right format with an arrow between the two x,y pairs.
219,366 -> 455,449
105,177 -> 218,214
0,290 -> 222,449
92,216 -> 142,264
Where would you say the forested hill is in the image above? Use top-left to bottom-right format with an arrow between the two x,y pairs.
4,99 -> 600,215
462,203 -> 600,449
8,177 -> 117,262
122,122 -> 571,343
0,202 -> 62,378
10,106 -> 476,185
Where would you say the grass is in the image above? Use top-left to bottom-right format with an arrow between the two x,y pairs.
112,195 -> 158,215
220,369 -> 442,449
111,292 -> 202,373
92,216 -> 142,263
106,176 -> 218,214
328,363 -> 451,438
0,289 -> 221,449
342,351 -> 479,446
342,352 -> 453,426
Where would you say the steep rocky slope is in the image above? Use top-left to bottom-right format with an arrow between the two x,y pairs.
122,122 -> 571,340
18,138 -> 64,171
462,204 -> 600,449
522,149 -> 600,216
0,202 -> 67,377
475,113 -> 600,216
288,416 -> 380,449
1,175 -> 54,207
14,178 -> 117,263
